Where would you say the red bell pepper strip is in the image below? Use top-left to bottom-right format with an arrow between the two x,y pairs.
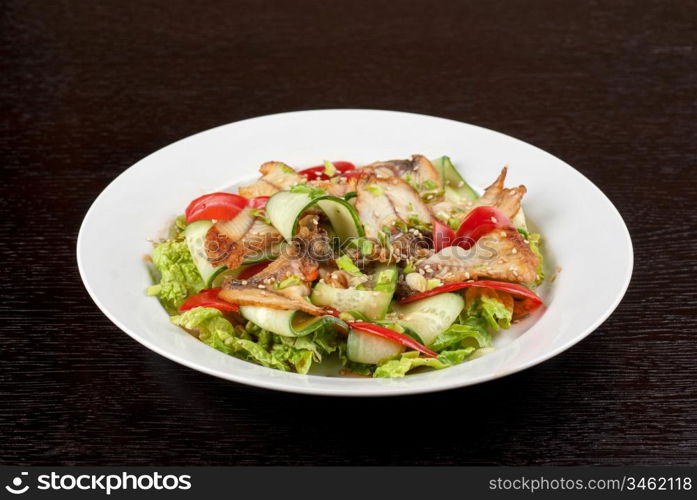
350,322 -> 438,358
179,287 -> 239,312
185,193 -> 248,224
398,280 -> 543,319
454,206 -> 512,250
237,261 -> 271,280
432,219 -> 456,251
247,196 -> 269,209
297,161 -> 356,181
321,309 -> 437,357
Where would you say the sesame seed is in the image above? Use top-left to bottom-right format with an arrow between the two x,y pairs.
512,248 -> 518,254
497,259 -> 504,264
500,231 -> 507,237
491,217 -> 498,223
241,280 -> 248,285
464,272 -> 470,279
258,284 -> 265,289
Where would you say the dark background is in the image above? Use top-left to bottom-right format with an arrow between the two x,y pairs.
2,0 -> 696,465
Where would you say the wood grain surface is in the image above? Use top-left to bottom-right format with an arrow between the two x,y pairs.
2,0 -> 696,465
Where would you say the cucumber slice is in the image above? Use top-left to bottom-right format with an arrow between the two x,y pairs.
391,293 -> 465,347
185,219 -> 281,287
239,305 -> 348,337
184,220 -> 225,286
347,329 -> 405,364
310,264 -> 397,320
310,282 -> 393,320
372,264 -> 398,294
432,156 -> 479,203
265,191 -> 364,243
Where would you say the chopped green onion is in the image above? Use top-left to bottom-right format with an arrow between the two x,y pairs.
290,183 -> 326,199
336,255 -> 363,276
423,179 -> 438,190
275,275 -> 303,289
323,160 -> 337,177
365,184 -> 383,196
426,278 -> 442,290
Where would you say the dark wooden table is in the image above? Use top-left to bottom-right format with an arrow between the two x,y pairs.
2,0 -> 696,466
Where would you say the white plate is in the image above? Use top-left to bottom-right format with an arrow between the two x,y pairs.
77,109 -> 633,396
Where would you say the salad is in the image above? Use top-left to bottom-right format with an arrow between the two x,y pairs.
146,156 -> 545,378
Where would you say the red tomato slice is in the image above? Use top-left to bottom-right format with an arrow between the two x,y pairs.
297,161 -> 356,181
247,196 -> 269,209
185,193 -> 248,224
179,288 -> 239,312
432,219 -> 456,251
454,206 -> 512,250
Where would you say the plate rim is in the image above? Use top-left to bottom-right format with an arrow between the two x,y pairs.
76,108 -> 634,396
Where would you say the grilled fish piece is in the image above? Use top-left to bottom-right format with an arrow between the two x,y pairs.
219,215 -> 328,314
238,161 -> 303,198
416,227 -> 538,284
428,167 -> 526,227
365,155 -> 440,188
472,167 -> 526,220
205,208 -> 283,269
355,175 -> 433,239
313,177 -> 359,198
218,284 -> 325,315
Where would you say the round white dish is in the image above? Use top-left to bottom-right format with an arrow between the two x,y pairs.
77,109 -> 633,396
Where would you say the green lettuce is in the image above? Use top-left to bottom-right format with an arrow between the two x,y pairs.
432,323 -> 492,352
373,349 -> 475,378
171,307 -> 288,371
480,294 -> 512,331
169,215 -> 187,239
528,232 -> 545,285
171,307 -> 342,374
147,239 -> 204,313
465,290 -> 512,332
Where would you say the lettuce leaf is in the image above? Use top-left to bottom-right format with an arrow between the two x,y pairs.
170,307 -> 342,374
431,323 -> 492,352
373,349 -> 474,378
479,294 -> 512,331
528,232 -> 545,285
465,289 -> 513,332
147,239 -> 204,313
169,215 -> 187,239
171,307 -> 288,371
